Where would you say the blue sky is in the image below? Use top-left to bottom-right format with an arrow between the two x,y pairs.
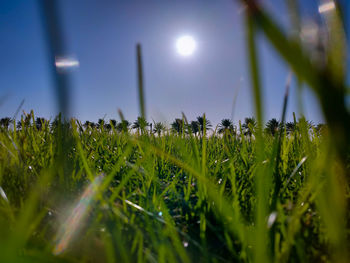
0,0 -> 348,125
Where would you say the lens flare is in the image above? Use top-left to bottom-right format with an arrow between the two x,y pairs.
53,175 -> 103,255
318,1 -> 335,13
55,57 -> 80,69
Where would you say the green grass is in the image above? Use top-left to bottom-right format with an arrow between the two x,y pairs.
0,114 -> 347,262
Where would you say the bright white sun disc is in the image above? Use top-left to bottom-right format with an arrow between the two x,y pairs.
176,35 -> 196,56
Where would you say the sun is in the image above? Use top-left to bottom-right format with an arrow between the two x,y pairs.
176,35 -> 196,56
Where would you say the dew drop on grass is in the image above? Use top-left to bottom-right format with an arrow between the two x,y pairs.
183,241 -> 189,247
158,212 -> 163,217
267,212 -> 277,228
0,186 -> 9,203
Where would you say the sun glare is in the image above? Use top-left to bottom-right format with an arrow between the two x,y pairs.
176,35 -> 196,57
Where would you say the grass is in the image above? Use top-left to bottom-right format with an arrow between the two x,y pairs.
0,114 -> 346,262
0,0 -> 349,262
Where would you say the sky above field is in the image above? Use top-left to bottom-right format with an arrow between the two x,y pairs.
0,0 -> 349,125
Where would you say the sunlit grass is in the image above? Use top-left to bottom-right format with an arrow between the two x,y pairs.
0,113 -> 346,262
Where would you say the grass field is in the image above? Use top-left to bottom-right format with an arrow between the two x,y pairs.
1,0 -> 349,262
0,112 -> 348,262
